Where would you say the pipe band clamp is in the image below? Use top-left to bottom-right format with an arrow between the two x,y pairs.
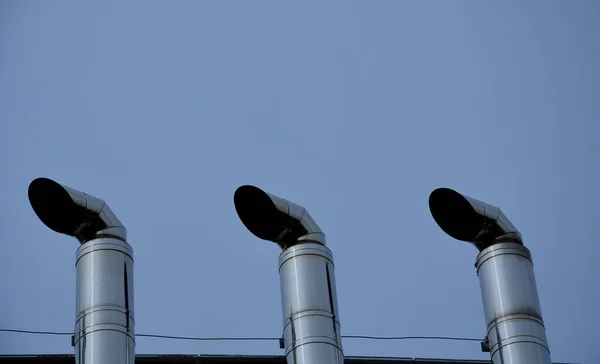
73,323 -> 135,345
76,239 -> 134,264
279,244 -> 334,269
283,309 -> 340,330
475,243 -> 532,272
284,336 -> 343,357
486,312 -> 545,334
75,304 -> 135,324
490,335 -> 550,357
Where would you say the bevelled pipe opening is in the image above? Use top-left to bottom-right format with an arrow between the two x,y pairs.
28,177 -> 126,243
28,178 -> 86,236
235,185 -> 279,241
234,185 -> 307,247
429,188 -> 483,242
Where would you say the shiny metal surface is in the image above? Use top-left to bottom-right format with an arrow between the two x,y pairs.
234,185 -> 325,249
428,188 -> 520,250
476,242 -> 550,364
234,185 -> 342,364
28,178 -> 134,364
75,238 -> 135,364
428,188 -> 551,364
28,177 -> 126,243
279,243 -> 343,364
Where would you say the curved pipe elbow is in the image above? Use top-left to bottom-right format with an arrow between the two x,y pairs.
28,178 -> 126,244
234,185 -> 325,249
428,188 -> 521,250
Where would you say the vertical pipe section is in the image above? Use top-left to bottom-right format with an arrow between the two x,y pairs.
429,188 -> 551,364
279,243 -> 343,364
28,178 -> 134,364
476,243 -> 550,364
75,238 -> 135,364
234,185 -> 344,364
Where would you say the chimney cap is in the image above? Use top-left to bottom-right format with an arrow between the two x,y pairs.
28,177 -> 126,243
428,187 -> 521,249
234,185 -> 325,249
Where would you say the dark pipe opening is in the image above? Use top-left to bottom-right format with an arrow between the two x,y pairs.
234,185 -> 307,247
429,188 -> 483,242
28,177 -> 121,243
28,178 -> 88,237
429,187 -> 518,250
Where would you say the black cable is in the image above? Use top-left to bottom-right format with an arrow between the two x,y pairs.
0,328 -> 481,343
137,333 -> 279,341
343,335 -> 482,342
0,329 -> 71,336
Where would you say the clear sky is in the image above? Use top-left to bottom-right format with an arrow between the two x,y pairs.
0,1 -> 598,363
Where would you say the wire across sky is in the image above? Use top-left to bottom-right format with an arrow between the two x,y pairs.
0,328 -> 482,343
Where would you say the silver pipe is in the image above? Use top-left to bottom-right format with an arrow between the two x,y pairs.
234,185 -> 325,250
28,178 -> 134,364
429,187 -> 521,250
476,243 -> 550,363
28,177 -> 126,243
234,185 -> 343,364
429,187 -> 551,364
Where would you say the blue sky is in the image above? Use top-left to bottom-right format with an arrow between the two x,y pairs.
0,2 -> 598,363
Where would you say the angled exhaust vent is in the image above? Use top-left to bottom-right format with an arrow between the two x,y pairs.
234,185 -> 325,249
429,187 -> 551,364
29,178 -> 134,364
29,177 -> 126,243
429,187 -> 520,250
235,185 -> 343,364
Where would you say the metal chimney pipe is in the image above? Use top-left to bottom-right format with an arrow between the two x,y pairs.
428,188 -> 551,364
234,185 -> 343,364
28,178 -> 134,364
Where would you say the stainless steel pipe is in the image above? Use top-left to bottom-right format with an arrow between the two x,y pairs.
235,185 -> 343,364
476,242 -> 550,363
279,243 -> 342,364
29,178 -> 134,364
429,188 -> 551,364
